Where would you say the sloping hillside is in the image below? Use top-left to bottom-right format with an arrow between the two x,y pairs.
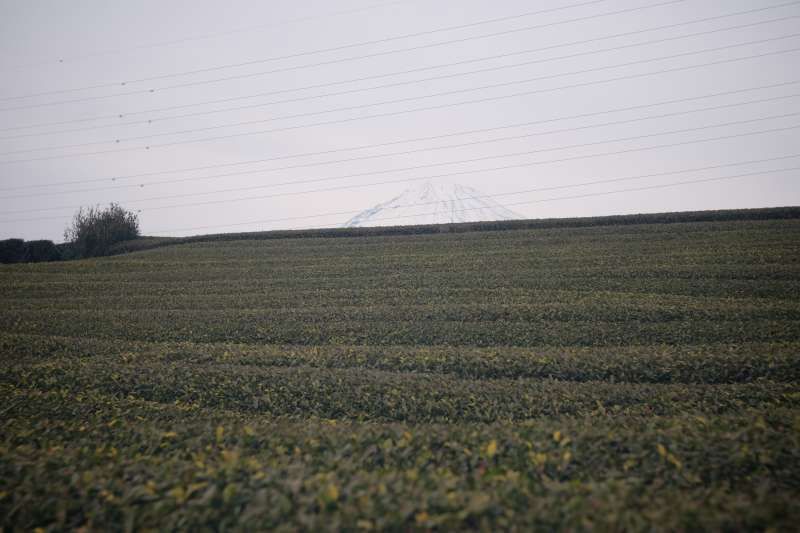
2,212 -> 800,530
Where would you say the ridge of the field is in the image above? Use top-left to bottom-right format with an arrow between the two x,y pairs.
2,208 -> 800,530
105,205 -> 800,256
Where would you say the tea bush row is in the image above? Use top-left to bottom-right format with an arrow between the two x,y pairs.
3,333 -> 799,384
2,384 -> 798,531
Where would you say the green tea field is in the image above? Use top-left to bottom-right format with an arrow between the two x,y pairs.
2,209 -> 800,531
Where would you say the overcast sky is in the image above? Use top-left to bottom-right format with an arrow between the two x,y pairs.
0,0 -> 798,241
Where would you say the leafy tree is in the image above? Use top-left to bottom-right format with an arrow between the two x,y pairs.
64,203 -> 140,258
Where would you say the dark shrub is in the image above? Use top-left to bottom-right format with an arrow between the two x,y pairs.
56,242 -> 79,261
0,239 -> 26,264
64,203 -> 140,258
23,240 -> 61,262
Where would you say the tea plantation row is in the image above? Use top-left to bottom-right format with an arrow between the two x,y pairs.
2,213 -> 799,530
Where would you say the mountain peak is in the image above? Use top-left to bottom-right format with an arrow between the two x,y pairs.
343,181 -> 522,228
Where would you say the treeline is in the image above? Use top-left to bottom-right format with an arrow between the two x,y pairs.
7,205 -> 799,262
1,203 -> 140,264
0,239 -> 112,264
0,239 -> 62,264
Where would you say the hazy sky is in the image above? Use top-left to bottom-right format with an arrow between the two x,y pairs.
0,0 -> 798,240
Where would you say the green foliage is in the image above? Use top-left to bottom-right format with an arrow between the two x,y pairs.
0,239 -> 62,264
22,240 -> 61,262
1,214 -> 799,530
0,238 -> 26,263
1,387 -> 797,531
63,202 -> 139,258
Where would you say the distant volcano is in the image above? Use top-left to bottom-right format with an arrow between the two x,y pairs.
343,181 -> 522,227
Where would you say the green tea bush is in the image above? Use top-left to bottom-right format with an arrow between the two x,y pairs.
2,213 -> 799,530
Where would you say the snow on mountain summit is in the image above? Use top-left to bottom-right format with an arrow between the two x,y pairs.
343,181 -> 522,228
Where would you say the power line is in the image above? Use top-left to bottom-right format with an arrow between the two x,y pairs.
60,112 -> 800,208
109,122 -> 800,214
0,1 -> 685,113
4,12 -> 796,140
2,6 -> 742,136
1,48 -> 796,167
0,0 -> 624,101
2,36 -> 798,163
8,0 -> 797,115
3,79 -> 795,194
3,120 -> 796,224
4,91 -> 797,201
137,156 -> 800,233
1,4 -> 792,238
147,159 -> 800,233
288,167 -> 800,231
0,0 -> 414,72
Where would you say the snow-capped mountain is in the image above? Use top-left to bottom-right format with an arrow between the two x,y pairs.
343,181 -> 522,228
